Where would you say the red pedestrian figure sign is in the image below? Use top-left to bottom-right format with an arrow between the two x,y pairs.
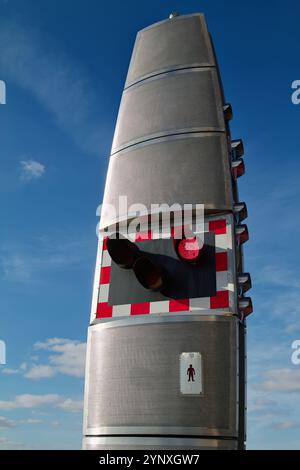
187,364 -> 195,382
180,352 -> 203,395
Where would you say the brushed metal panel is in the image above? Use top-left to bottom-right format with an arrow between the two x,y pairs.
85,316 -> 237,437
102,134 -> 232,228
112,69 -> 225,154
126,14 -> 215,87
83,436 -> 238,450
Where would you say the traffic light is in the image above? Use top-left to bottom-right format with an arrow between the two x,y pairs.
107,233 -> 169,292
173,235 -> 205,264
133,256 -> 168,292
106,234 -> 139,268
104,228 -> 218,306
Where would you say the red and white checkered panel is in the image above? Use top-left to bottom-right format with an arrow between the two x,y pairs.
92,215 -> 236,320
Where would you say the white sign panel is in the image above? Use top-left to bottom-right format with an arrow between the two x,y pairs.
180,352 -> 203,395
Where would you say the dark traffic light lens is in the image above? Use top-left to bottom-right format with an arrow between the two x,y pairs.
106,234 -> 139,269
175,236 -> 204,263
133,256 -> 167,292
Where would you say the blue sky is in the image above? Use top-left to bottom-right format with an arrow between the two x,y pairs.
0,0 -> 300,449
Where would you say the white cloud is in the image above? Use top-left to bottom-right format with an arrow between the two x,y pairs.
57,399 -> 83,413
29,338 -> 86,379
34,338 -> 72,349
20,159 -> 45,181
2,362 -> 27,375
47,341 -> 86,378
2,338 -> 86,381
24,365 -> 55,379
0,394 -> 82,413
0,416 -> 16,428
0,394 -> 60,411
258,368 -> 300,393
2,368 -> 20,375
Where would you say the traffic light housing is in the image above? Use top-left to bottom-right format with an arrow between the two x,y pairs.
105,229 -> 217,306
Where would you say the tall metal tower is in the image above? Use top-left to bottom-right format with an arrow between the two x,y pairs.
83,12 -> 252,450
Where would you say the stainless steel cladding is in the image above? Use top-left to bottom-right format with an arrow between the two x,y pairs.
84,436 -> 238,450
101,13 -> 232,228
105,134 -> 232,219
112,69 -> 225,151
84,316 -> 237,438
125,14 -> 216,86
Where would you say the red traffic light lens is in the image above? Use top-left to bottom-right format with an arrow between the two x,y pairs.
106,233 -> 139,269
175,236 -> 204,263
133,256 -> 167,292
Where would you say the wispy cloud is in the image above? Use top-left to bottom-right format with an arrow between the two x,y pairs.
19,419 -> 43,425
0,236 -> 92,283
0,19 -> 104,155
1,254 -> 33,282
57,399 -> 83,413
0,394 -> 60,411
257,368 -> 300,393
51,420 -> 60,428
248,398 -> 277,413
20,159 -> 45,181
2,362 -> 27,375
0,394 -> 83,413
0,416 -> 16,428
0,416 -> 42,428
0,437 -> 16,449
24,365 -> 56,380
271,421 -> 300,430
255,265 -> 300,289
254,289 -> 300,334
